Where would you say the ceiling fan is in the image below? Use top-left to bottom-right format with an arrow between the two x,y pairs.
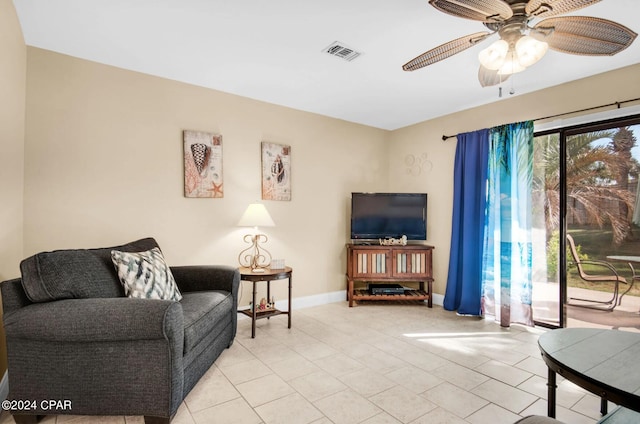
403,0 -> 637,87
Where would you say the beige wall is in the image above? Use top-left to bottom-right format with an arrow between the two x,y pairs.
24,47 -> 390,305
11,25 -> 640,312
0,0 -> 26,376
388,64 -> 640,297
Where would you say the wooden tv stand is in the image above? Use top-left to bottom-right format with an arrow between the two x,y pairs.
346,243 -> 434,307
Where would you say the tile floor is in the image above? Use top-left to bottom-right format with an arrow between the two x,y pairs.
0,302 -> 614,424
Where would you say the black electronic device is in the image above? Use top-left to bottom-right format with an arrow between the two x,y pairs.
369,284 -> 405,295
350,192 -> 427,241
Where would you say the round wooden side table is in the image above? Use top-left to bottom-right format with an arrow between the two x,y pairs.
238,266 -> 292,338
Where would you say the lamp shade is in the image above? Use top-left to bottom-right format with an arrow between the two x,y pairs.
238,203 -> 275,227
497,49 -> 526,75
479,34 -> 548,77
515,35 -> 548,67
478,39 -> 509,70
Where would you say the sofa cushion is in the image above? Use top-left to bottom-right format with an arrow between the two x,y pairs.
20,238 -> 160,303
111,247 -> 182,301
180,291 -> 233,354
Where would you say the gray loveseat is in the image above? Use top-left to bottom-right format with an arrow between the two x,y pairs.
1,237 -> 239,424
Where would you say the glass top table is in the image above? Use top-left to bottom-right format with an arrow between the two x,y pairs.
606,255 -> 640,311
538,328 -> 640,418
606,256 -> 640,263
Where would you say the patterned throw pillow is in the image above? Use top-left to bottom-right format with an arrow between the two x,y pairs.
111,247 -> 182,301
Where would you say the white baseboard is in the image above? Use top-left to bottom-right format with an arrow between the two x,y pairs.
290,290 -> 347,309
238,289 -> 444,319
238,290 -> 346,319
0,371 -> 8,402
432,293 -> 444,306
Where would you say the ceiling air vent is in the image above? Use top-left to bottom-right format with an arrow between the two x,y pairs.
323,41 -> 361,62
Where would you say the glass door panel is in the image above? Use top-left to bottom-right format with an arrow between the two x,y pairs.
532,132 -> 561,327
565,123 -> 640,328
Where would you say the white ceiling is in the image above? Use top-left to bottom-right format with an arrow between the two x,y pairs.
13,0 -> 640,130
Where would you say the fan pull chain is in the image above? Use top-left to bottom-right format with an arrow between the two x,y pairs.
497,74 -> 516,98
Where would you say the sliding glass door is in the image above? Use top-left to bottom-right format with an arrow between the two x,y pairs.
531,115 -> 640,328
564,119 -> 640,327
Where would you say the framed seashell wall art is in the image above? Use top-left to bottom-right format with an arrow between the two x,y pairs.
261,141 -> 291,201
183,130 -> 223,198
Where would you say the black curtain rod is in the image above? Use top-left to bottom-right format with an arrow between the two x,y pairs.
441,97 -> 640,141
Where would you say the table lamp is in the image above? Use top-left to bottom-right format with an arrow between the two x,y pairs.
237,203 -> 275,272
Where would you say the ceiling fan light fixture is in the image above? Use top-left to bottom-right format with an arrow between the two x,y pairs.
480,34 -> 548,76
478,39 -> 509,70
497,49 -> 526,75
515,35 -> 548,67
409,0 -> 636,87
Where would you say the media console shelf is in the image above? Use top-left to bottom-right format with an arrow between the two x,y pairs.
346,243 -> 434,307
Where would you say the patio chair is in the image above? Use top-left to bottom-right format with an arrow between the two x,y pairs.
566,234 -> 627,311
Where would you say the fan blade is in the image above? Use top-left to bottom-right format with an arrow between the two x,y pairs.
533,16 -> 638,56
429,0 -> 512,22
526,0 -> 601,18
403,32 -> 491,71
478,64 -> 509,87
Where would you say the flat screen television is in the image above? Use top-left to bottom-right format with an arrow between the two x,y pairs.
350,192 -> 427,241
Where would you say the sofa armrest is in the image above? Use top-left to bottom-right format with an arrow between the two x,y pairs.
1,278 -> 32,316
3,297 -> 183,343
171,265 -> 240,295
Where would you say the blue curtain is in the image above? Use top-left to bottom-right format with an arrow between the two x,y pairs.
443,129 -> 489,315
444,121 -> 535,327
481,121 -> 534,327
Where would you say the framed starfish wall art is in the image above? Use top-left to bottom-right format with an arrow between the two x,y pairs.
261,141 -> 291,201
183,130 -> 223,198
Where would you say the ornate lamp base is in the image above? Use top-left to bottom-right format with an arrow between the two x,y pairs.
238,233 -> 272,271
